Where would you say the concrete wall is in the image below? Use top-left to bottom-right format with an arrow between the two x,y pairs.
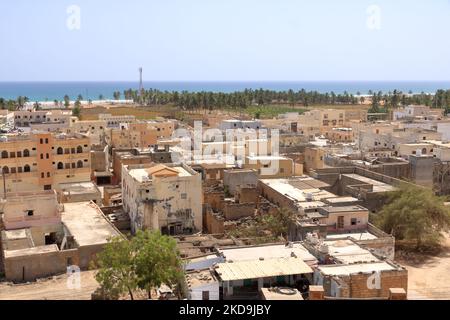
3,246 -> 79,282
223,170 -> 258,194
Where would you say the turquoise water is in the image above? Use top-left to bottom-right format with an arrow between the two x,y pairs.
1,81 -> 449,101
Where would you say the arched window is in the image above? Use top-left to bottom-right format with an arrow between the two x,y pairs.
1,151 -> 8,159
57,162 -> 63,170
23,149 -> 30,157
77,160 -> 83,168
57,147 -> 63,155
77,146 -> 83,154
2,166 -> 9,174
24,165 -> 30,172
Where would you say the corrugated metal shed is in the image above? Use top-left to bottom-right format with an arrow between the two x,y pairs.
215,257 -> 313,281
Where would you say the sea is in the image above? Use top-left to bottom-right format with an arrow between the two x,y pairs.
1,81 -> 450,102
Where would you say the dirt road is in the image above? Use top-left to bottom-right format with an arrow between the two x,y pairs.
0,270 -> 98,300
398,235 -> 450,300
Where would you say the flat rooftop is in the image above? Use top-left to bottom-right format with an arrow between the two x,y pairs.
325,197 -> 359,204
246,155 -> 289,161
62,202 -> 121,247
319,205 -> 368,214
128,165 -> 192,182
323,239 -> 379,264
260,179 -> 336,203
342,173 -> 396,192
326,232 -> 378,241
186,270 -> 218,288
215,257 -> 313,281
59,181 -> 100,195
4,244 -> 59,259
218,243 -> 317,264
318,261 -> 398,276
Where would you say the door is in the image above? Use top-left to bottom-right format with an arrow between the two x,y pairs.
337,216 -> 344,229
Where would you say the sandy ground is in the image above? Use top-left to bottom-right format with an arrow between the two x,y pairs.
0,270 -> 99,300
398,235 -> 450,300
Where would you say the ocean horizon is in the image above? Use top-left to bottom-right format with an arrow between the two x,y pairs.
1,81 -> 450,102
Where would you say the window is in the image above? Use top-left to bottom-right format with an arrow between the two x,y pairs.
41,172 -> 44,178
57,162 -> 63,169
10,152 -> 15,158
71,163 -> 76,169
27,210 -> 34,216
40,138 -> 43,144
45,138 -> 49,144
46,153 -> 49,159
181,193 -> 187,199
77,160 -> 83,168
77,146 -> 83,153
24,165 -> 31,173
202,291 -> 210,300
2,166 -> 9,174
351,218 -> 357,226
57,147 -> 63,155
17,151 -> 22,158
23,149 -> 30,157
40,154 -> 44,159
1,151 -> 8,159
11,167 -> 16,174
47,172 -> 50,178
18,167 -> 22,173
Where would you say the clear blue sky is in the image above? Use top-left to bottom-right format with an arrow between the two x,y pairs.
0,0 -> 449,81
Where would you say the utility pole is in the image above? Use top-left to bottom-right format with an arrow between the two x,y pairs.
139,67 -> 144,96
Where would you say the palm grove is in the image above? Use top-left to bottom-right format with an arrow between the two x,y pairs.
2,88 -> 450,113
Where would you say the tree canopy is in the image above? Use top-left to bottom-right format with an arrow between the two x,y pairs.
375,184 -> 450,248
94,230 -> 184,300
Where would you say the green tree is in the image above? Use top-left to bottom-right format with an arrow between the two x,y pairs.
72,99 -> 81,118
375,184 -> 450,249
132,230 -> 184,299
63,95 -> 70,108
95,237 -> 138,300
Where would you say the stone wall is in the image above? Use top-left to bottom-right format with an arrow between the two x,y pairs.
223,202 -> 255,220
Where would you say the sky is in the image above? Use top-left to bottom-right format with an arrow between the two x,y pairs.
0,0 -> 449,82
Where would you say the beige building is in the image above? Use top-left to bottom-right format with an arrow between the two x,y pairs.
304,147 -> 325,172
0,132 -> 91,192
14,110 -> 73,130
122,163 -> 202,234
1,195 -> 122,282
298,109 -> 345,135
244,155 -> 294,178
